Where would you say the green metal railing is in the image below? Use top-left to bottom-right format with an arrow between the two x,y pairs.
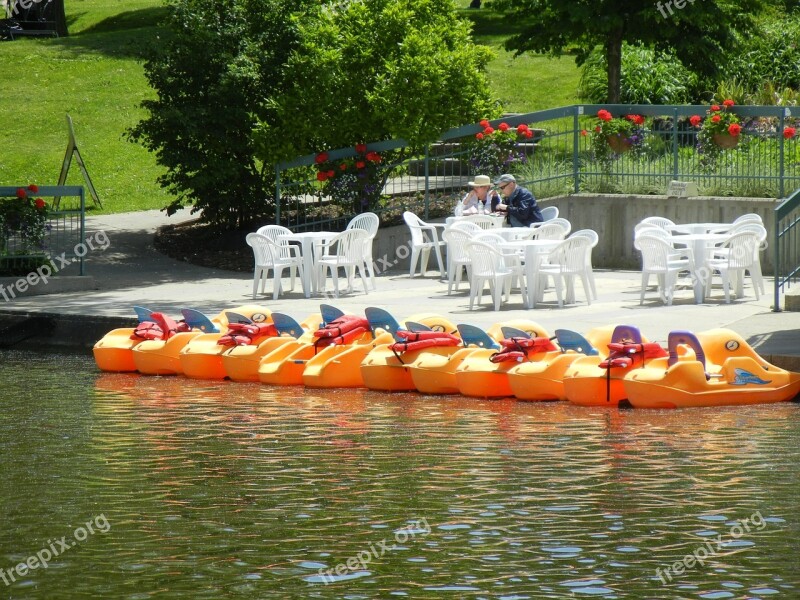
275,104 -> 797,231
0,185 -> 86,276
774,187 -> 800,311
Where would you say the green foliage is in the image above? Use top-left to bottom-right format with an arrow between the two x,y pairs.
588,110 -> 646,170
726,15 -> 800,93
0,186 -> 50,257
312,146 -> 389,212
578,45 -> 698,104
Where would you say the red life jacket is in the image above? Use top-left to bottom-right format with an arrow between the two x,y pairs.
217,322 -> 278,346
313,315 -> 371,350
599,341 -> 667,369
130,313 -> 190,341
489,336 -> 557,363
388,329 -> 461,363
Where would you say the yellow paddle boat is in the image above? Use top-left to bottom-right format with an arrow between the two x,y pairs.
562,325 -> 667,406
359,308 -> 460,392
221,313 -> 321,382
131,308 -> 238,376
624,329 -> 800,408
454,322 -> 554,399
93,306 -> 159,372
506,327 -> 615,402
178,306 -> 272,380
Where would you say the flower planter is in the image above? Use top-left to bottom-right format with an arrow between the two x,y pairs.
712,133 -> 739,149
606,135 -> 632,154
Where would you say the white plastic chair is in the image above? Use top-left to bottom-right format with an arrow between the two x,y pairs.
403,211 -> 446,278
346,212 -> 379,290
540,206 -> 559,221
535,236 -> 593,307
255,224 -> 298,261
705,230 -> 764,302
458,214 -> 500,230
531,220 -> 570,240
639,216 -> 676,230
465,239 -> 525,311
314,228 -> 371,298
447,221 -> 483,236
245,232 -> 304,300
442,227 -> 473,294
634,233 -> 698,305
569,229 -> 599,300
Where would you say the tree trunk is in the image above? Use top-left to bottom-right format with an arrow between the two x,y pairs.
605,30 -> 623,103
53,0 -> 68,37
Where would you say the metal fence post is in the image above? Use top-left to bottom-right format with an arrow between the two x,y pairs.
672,108 -> 679,181
274,165 -> 281,224
424,144 -> 430,220
779,110 -> 786,199
573,108 -> 580,194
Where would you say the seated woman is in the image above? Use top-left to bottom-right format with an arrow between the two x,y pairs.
454,175 -> 500,215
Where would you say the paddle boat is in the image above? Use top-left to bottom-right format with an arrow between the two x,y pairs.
402,320 -> 544,395
93,306 -> 161,372
131,307 -> 260,376
178,307 -> 273,379
453,322 -> 554,399
221,312 -> 322,382
359,308 -> 461,392
623,329 -> 800,408
562,325 -> 667,406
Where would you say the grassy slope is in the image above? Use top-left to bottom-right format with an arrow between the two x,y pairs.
0,0 -> 580,214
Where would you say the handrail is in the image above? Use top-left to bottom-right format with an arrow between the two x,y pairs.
774,187 -> 800,311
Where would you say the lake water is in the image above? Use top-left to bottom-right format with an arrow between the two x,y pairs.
1,350 -> 798,599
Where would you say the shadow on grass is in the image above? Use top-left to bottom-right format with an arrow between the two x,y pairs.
56,7 -> 170,59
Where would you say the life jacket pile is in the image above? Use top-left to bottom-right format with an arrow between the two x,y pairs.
217,322 -> 278,346
131,313 -> 191,341
388,329 -> 461,363
489,336 -> 557,363
599,341 -> 667,369
313,315 -> 371,350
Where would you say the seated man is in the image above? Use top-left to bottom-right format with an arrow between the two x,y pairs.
493,174 -> 543,227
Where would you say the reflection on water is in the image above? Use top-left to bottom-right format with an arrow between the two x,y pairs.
1,350 -> 799,598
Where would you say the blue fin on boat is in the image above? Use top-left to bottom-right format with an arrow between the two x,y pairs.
225,312 -> 254,325
180,308 -> 220,333
320,304 -> 345,325
457,324 -> 500,349
610,324 -> 642,345
134,306 -> 155,323
501,326 -> 532,340
404,321 -> 433,333
555,329 -> 599,356
365,307 -> 404,340
668,330 -> 706,368
271,312 -> 304,339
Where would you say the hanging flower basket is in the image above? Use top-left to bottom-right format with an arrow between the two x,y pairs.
606,134 -> 632,154
712,132 -> 739,149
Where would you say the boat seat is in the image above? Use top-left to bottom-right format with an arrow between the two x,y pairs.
457,323 -> 499,349
668,330 -> 706,368
365,307 -> 405,340
181,308 -> 219,333
610,324 -> 643,345
500,326 -> 532,340
721,356 -> 773,386
404,321 -> 434,333
134,306 -> 155,323
320,304 -> 345,326
225,312 -> 254,325
555,329 -> 599,356
271,312 -> 305,339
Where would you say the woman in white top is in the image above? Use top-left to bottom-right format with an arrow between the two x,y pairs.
454,174 -> 500,215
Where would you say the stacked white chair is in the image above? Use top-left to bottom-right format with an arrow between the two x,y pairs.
245,232 -> 304,300
403,211 -> 446,278
314,228 -> 371,298
465,239 -> 525,311
540,206 -> 559,221
531,220 -> 570,240
442,227 -> 473,294
458,214 -> 499,230
634,233 -> 697,305
346,212 -> 379,290
569,229 -> 599,300
535,236 -> 593,307
705,230 -> 765,302
447,221 -> 483,236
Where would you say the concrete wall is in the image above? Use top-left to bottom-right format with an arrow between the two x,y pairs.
374,194 -> 778,273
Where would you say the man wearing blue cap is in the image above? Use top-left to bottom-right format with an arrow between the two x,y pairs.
493,174 -> 543,227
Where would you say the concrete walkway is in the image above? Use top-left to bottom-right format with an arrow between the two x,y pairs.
1,209 -> 799,368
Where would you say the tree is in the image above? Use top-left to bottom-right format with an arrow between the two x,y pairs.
488,0 -> 764,103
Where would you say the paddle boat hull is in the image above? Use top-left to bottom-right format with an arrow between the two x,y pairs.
258,340 -> 315,386
131,332 -> 202,376
303,332 -> 394,388
93,329 -> 141,372
624,329 -> 800,408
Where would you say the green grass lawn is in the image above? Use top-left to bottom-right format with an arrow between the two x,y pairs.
0,0 -> 580,214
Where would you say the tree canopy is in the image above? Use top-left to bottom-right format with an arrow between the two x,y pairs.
488,0 -> 764,103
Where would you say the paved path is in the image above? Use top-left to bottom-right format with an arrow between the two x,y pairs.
1,209 -> 799,367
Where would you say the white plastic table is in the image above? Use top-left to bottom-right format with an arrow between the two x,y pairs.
445,214 -> 506,228
668,232 -> 730,300
279,231 -> 337,297
499,239 -> 561,308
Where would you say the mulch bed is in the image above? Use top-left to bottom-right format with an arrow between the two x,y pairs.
154,220 -> 253,272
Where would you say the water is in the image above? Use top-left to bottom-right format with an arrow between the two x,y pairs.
1,350 -> 799,598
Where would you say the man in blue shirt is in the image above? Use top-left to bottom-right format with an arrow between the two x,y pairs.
493,174 -> 543,227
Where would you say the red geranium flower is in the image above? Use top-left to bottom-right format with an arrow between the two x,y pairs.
483,126 -> 494,135
711,105 -> 721,112
517,123 -> 529,133
626,114 -> 644,125
689,115 -> 702,127
597,109 -> 613,122
315,152 -> 329,164
479,119 -> 490,128
475,132 -> 484,140
524,130 -> 533,138
727,123 -> 741,136
366,152 -> 381,163
783,127 -> 796,139
711,115 -> 721,123
27,184 -> 39,193
15,187 -> 26,198
594,126 -> 602,133
34,198 -> 46,209
339,163 -> 347,170
316,172 -> 328,182
498,122 -> 509,132
355,143 -> 367,154
581,129 -> 588,136
326,170 -> 335,177
356,161 -> 366,169
723,99 -> 735,107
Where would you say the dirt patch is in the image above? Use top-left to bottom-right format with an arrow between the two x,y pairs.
154,220 -> 253,272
